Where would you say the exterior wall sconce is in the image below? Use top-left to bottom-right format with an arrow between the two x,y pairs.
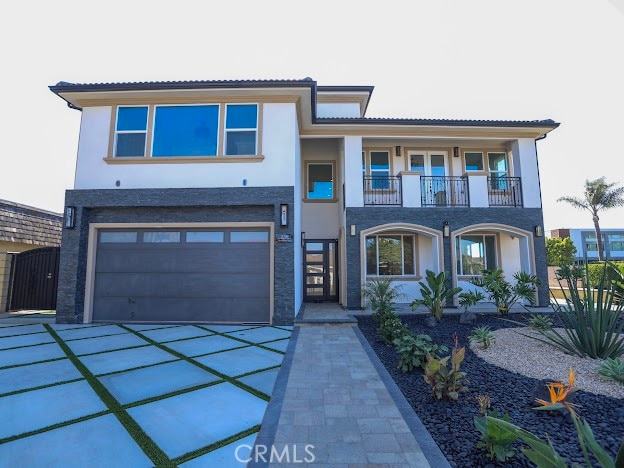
395,146 -> 402,157
443,221 -> 450,238
280,204 -> 288,227
453,147 -> 460,158
301,231 -> 305,247
350,224 -> 356,236
64,206 -> 76,229
534,225 -> 543,237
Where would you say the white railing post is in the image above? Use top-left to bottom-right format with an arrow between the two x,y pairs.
466,173 -> 489,207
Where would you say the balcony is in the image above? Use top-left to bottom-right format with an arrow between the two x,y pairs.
420,176 -> 469,207
363,176 -> 402,205
487,176 -> 523,207
360,173 -> 524,208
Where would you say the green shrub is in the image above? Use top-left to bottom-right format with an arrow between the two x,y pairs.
469,326 -> 496,349
586,262 -> 624,288
469,269 -> 539,314
546,237 -> 577,266
458,290 -> 486,313
423,337 -> 468,400
361,278 -> 405,322
393,334 -> 448,373
411,270 -> 462,320
533,264 -> 624,359
527,314 -> 553,331
474,410 -> 518,462
597,358 -> 624,385
378,317 -> 410,345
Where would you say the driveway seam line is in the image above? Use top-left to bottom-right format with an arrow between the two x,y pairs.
194,325 -> 287,354
0,341 -> 56,351
122,380 -> 225,409
0,377 -> 84,399
0,356 -> 67,371
0,331 -> 51,339
74,343 -> 152,357
95,358 -> 183,377
43,324 -> 174,467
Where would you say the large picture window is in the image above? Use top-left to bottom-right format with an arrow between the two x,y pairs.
152,105 -> 219,157
456,235 -> 497,275
307,163 -> 334,199
366,234 -> 415,276
114,106 -> 148,157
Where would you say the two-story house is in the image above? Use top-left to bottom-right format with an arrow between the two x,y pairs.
50,78 -> 558,325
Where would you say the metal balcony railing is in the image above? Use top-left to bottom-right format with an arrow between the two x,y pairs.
420,176 -> 469,207
487,176 -> 523,207
363,176 -> 402,205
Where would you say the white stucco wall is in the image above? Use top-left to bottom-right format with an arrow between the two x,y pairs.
499,234 -> 522,276
300,139 -> 341,239
293,126 -> 303,316
344,136 -> 364,207
511,138 -> 541,208
316,103 -> 360,118
74,104 -> 298,189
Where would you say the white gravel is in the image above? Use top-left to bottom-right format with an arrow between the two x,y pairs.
470,327 -> 624,399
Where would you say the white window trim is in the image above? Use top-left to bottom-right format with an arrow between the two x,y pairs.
224,103 -> 259,156
114,106 -> 148,158
457,234 -> 497,276
487,152 -> 509,178
367,234 -> 417,277
463,151 -> 485,172
407,150 -> 448,176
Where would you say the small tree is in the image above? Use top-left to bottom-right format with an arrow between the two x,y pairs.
546,237 -> 577,266
558,177 -> 624,261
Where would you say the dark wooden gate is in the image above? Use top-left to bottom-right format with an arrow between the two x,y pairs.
8,247 -> 60,311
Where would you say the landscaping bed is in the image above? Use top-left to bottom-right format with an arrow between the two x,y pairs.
358,313 -> 624,467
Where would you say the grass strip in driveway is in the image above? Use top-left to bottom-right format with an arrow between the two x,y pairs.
172,424 -> 261,465
43,325 -> 174,467
119,325 -> 271,402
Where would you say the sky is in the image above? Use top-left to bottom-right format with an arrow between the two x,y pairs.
1,0 -> 623,231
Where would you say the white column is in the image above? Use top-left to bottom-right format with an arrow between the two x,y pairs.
401,172 -> 422,207
344,136 -> 364,207
511,138 -> 542,208
467,174 -> 489,207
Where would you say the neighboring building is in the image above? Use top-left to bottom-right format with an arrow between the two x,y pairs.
0,199 -> 63,311
50,78 -> 558,325
550,228 -> 624,261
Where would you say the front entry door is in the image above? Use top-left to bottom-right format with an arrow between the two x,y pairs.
304,240 -> 338,302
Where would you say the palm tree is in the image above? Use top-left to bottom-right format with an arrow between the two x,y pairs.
558,177 -> 624,260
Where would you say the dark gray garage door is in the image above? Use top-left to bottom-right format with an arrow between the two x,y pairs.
92,228 -> 270,323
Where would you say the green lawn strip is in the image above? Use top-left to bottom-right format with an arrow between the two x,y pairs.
61,331 -> 132,343
119,325 -> 270,402
0,410 -> 109,445
172,425 -> 260,465
96,359 -> 183,378
75,343 -> 152,357
193,325 -> 289,354
0,356 -> 67,371
0,378 -> 84,399
233,364 -> 281,380
0,340 -> 56,351
122,379 -> 225,410
0,330 -> 50,339
44,325 -> 173,467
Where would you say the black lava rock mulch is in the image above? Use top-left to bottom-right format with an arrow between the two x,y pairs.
358,314 -> 624,467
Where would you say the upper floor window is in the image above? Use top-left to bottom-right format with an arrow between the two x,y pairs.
153,105 -> 219,157
114,106 -> 148,157
307,162 -> 334,199
456,234 -> 497,276
464,151 -> 509,176
363,150 -> 391,189
110,103 -> 260,160
225,104 -> 258,155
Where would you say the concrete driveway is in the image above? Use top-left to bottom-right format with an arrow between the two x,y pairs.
0,322 -> 292,467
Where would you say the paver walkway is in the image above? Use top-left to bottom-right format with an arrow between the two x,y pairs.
255,325 -> 449,467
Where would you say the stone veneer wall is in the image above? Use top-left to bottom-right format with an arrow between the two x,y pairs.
345,207 -> 548,309
57,187 -> 295,325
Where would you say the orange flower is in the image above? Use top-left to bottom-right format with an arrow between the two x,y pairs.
534,369 -> 578,412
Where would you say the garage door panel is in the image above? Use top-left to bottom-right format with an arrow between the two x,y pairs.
93,227 -> 271,323
94,272 -> 269,298
96,249 -> 269,274
93,297 -> 270,323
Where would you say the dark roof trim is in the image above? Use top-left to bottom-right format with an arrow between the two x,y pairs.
49,79 -> 316,94
0,198 -> 62,219
317,85 -> 374,94
315,117 -> 560,129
